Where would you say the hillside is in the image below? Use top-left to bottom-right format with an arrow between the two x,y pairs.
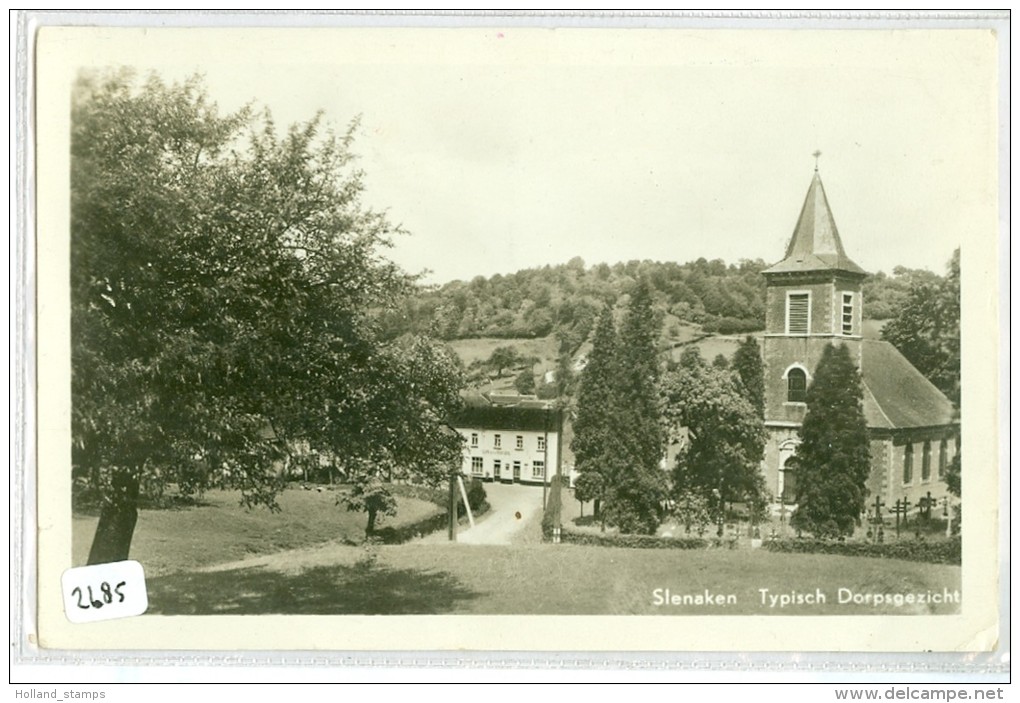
380,257 -> 770,354
381,256 -> 936,358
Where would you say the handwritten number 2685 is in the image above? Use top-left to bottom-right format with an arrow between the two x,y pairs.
71,581 -> 126,609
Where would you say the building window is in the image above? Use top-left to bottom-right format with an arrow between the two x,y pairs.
470,433 -> 478,447
922,441 -> 932,481
471,457 -> 483,475
780,457 -> 799,504
787,367 -> 807,403
516,435 -> 523,450
537,436 -> 546,451
493,459 -> 501,477
786,292 -> 810,335
903,443 -> 914,484
494,434 -> 501,449
842,293 -> 854,335
513,461 -> 521,479
532,460 -> 545,479
938,439 -> 948,477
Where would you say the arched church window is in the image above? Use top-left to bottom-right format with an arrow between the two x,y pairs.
787,367 -> 807,403
780,456 -> 799,504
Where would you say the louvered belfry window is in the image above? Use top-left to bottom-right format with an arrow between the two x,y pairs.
842,293 -> 854,335
787,293 -> 810,334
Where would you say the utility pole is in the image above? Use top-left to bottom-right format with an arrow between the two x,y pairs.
541,406 -> 549,509
448,471 -> 457,541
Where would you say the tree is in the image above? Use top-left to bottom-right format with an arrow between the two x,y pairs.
514,367 -> 536,395
72,71 -> 464,563
487,346 -> 520,377
661,351 -> 767,508
882,249 -> 960,404
732,335 -> 765,417
570,306 -> 617,519
572,471 -> 605,522
553,347 -> 575,397
711,353 -> 730,370
945,453 -> 961,498
603,281 -> 667,534
338,473 -> 398,537
790,344 -> 871,538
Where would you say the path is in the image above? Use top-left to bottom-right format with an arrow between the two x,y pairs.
193,482 -> 547,574
420,482 -> 545,545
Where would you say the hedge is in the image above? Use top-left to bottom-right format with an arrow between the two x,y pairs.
388,478 -> 489,518
373,511 -> 449,544
763,537 -> 961,565
560,530 -> 709,550
373,502 -> 490,545
372,478 -> 489,544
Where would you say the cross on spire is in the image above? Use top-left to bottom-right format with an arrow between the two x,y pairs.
812,149 -> 822,172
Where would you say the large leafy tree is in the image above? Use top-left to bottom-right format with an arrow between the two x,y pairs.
790,344 -> 871,538
487,345 -> 521,378
661,349 -> 767,508
882,249 -> 960,404
72,71 -> 463,563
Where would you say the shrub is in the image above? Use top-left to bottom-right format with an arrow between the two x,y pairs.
763,537 -> 961,565
463,477 -> 488,514
670,488 -> 712,536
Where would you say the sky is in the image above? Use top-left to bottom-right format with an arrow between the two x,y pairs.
46,25 -> 998,285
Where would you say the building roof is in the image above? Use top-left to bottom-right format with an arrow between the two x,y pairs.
763,172 -> 867,277
860,340 -> 957,430
452,392 -> 561,432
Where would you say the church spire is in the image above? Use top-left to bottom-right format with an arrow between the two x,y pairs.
763,170 -> 867,277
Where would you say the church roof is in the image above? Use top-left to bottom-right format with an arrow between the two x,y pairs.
860,340 -> 957,430
763,172 -> 867,277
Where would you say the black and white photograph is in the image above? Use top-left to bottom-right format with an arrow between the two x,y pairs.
29,21 -> 1002,654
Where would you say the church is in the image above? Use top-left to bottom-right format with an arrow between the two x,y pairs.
761,169 -> 959,516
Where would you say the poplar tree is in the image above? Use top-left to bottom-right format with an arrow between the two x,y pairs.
571,305 -> 617,518
790,343 -> 871,537
732,335 -> 765,417
601,281 -> 667,534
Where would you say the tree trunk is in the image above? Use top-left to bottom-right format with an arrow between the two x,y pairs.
366,507 -> 377,536
594,498 -> 601,519
87,471 -> 140,565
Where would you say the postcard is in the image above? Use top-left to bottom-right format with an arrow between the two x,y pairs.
28,20 -> 1003,654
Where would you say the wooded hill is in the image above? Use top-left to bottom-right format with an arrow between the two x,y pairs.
378,256 -> 950,354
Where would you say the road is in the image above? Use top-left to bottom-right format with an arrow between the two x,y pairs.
421,481 -> 545,545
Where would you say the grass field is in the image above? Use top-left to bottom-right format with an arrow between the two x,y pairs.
76,485 -> 961,617
72,488 -> 442,576
145,541 -> 962,616
445,335 -> 559,369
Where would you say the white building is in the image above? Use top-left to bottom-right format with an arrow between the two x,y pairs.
452,393 -> 563,485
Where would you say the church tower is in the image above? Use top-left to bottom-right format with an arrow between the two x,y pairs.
761,169 -> 868,503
